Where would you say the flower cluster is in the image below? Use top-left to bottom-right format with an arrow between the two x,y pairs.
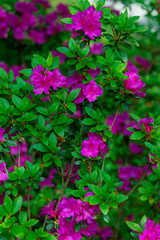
0,162 -> 8,181
81,132 -> 109,158
138,117 -> 154,133
0,7 -> 9,38
139,218 -> 160,240
72,6 -> 103,40
30,65 -> 66,95
123,72 -> 146,97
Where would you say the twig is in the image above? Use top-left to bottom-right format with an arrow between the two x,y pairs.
18,143 -> 21,168
100,158 -> 105,187
55,158 -> 75,210
126,165 -> 151,197
110,103 -> 121,130
27,188 -> 32,231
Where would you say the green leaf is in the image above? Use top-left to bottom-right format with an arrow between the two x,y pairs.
106,48 -> 114,65
97,56 -> 107,66
38,115 -> 45,129
126,221 -> 142,233
0,98 -> 10,111
68,6 -> 79,15
89,195 -> 101,205
10,225 -> 25,238
145,142 -> 156,153
34,143 -> 49,152
8,70 -> 14,82
54,125 -> 64,136
20,68 -> 33,76
12,196 -> 22,214
24,219 -> 39,227
36,107 -> 48,115
82,118 -> 97,125
134,27 -> 148,32
96,0 -> 105,11
116,194 -> 128,203
99,202 -> 109,215
129,113 -> 140,121
50,56 -> 60,70
19,212 -> 27,225
67,102 -> 76,113
33,54 -> 47,68
85,107 -> 97,120
49,133 -> 57,149
61,18 -> 73,24
57,47 -> 71,55
141,215 -> 147,231
47,52 -> 53,68
12,95 -> 22,110
68,88 -> 81,101
130,132 -> 144,140
104,130 -> 112,138
0,67 -> 8,80
99,170 -> 111,183
54,158 -> 62,167
69,38 -> 76,52
4,195 -> 13,213
82,45 -> 90,57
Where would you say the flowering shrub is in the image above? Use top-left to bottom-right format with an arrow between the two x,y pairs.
0,0 -> 160,239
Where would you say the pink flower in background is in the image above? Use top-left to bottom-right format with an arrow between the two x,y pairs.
33,0 -> 51,8
129,143 -> 143,154
51,51 -> 66,65
0,62 -> 8,71
15,1 -> 38,13
138,117 -> 154,133
72,6 -> 102,40
10,65 -> 24,80
90,43 -> 104,55
40,169 -> 56,189
87,67 -> 101,79
123,72 -> 146,97
21,13 -> 37,30
83,80 -> 103,102
97,226 -> 112,240
139,219 -> 160,240
64,164 -> 79,184
0,127 -> 5,142
10,142 -> 27,155
134,55 -> 150,70
0,7 -> 9,38
81,132 -> 109,158
126,59 -> 139,74
0,162 -> 8,181
29,29 -> 46,44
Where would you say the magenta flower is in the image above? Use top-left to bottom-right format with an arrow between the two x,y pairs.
134,55 -> 150,70
29,29 -> 46,44
123,72 -> 146,97
0,62 -> 8,71
33,0 -> 51,8
139,219 -> 160,240
64,164 -> 79,184
72,6 -> 103,40
126,59 -> 139,74
40,169 -> 56,189
30,65 -> 66,95
15,1 -> 38,13
83,80 -> 103,102
51,51 -> 66,65
0,127 -> 5,142
41,201 -> 58,219
81,132 -> 109,158
129,143 -> 143,154
21,13 -> 37,30
0,7 -> 9,38
0,162 -> 8,181
87,67 -> 101,79
97,226 -> 112,240
138,117 -> 154,133
90,43 -> 104,55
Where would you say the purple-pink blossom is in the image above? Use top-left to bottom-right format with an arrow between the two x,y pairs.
139,218 -> 160,240
0,127 -> 5,142
0,162 -> 8,181
15,1 -> 38,13
33,0 -> 51,8
134,55 -> 150,70
129,143 -> 143,154
72,6 -> 103,40
81,132 -> 109,158
138,117 -> 154,133
83,80 -> 103,102
90,43 -> 105,55
41,201 -> 58,219
123,72 -> 146,97
30,65 -> 66,95
0,7 -> 9,38
126,59 -> 139,74
28,29 -> 46,44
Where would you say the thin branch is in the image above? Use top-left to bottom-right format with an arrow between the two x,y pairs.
126,165 -> 151,197
27,188 -> 32,231
18,143 -> 21,168
100,158 -> 105,187
55,158 -> 75,210
110,103 -> 121,130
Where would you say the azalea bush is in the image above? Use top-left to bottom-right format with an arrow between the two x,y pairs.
0,0 -> 160,239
